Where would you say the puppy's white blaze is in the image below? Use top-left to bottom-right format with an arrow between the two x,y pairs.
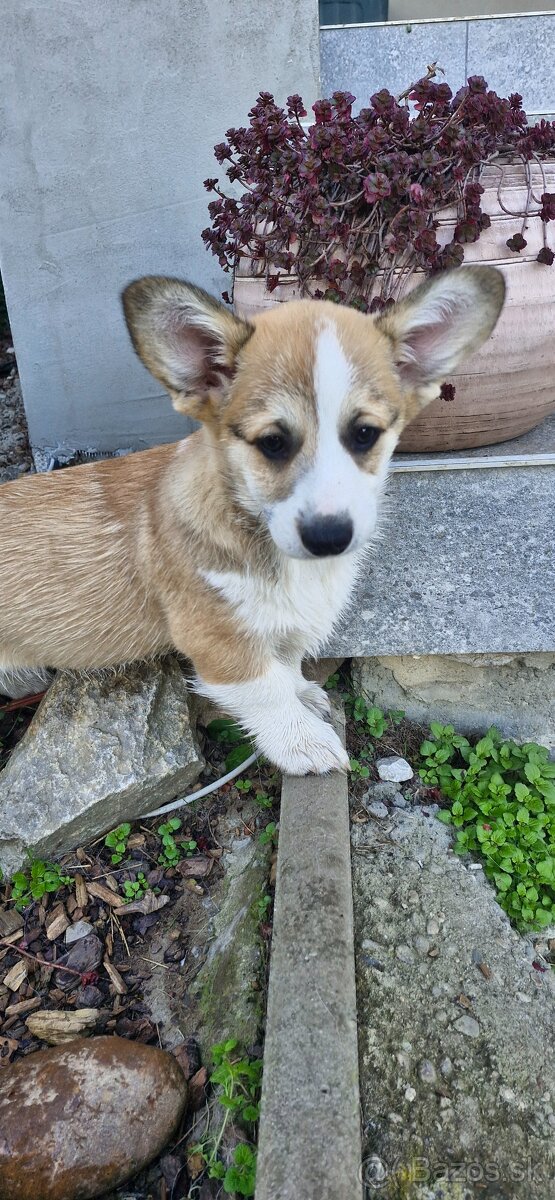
195,661 -> 350,776
314,322 -> 353,427
202,554 -> 361,652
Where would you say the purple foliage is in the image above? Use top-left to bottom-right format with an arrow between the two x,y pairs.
202,73 -> 555,310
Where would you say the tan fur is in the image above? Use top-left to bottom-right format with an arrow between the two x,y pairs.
0,268 -> 505,698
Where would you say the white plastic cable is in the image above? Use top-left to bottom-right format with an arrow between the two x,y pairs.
141,751 -> 259,820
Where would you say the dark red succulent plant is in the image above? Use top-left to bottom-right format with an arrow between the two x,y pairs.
202,69 -> 555,314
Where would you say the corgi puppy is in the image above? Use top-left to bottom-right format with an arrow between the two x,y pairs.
0,267 -> 504,774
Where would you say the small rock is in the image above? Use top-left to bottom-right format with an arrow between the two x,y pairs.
363,781 -> 400,804
419,1059 -> 437,1085
453,1014 -> 480,1039
392,793 -> 407,808
404,1086 -> 416,1102
0,1036 -> 188,1199
440,1057 -> 453,1078
426,918 -> 440,937
65,919 -> 94,945
414,935 -> 431,955
366,800 -> 389,820
395,944 -> 415,964
376,756 -> 414,783
75,985 -> 104,1008
55,934 -> 103,991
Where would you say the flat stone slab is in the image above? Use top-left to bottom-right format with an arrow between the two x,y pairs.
327,465 -> 555,657
0,658 -> 203,877
256,706 -> 362,1200
352,807 -> 555,1199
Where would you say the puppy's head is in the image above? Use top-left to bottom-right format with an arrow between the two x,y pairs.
122,267 -> 504,559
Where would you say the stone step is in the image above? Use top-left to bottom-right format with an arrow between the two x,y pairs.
255,704 -> 362,1200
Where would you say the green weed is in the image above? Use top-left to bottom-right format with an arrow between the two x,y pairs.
420,723 -> 555,929
190,1038 -> 261,1196
10,860 -> 71,910
104,822 -> 131,864
157,817 -> 197,868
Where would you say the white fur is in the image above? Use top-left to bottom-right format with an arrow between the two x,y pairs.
267,323 -> 397,558
196,660 -> 349,775
202,550 -> 363,655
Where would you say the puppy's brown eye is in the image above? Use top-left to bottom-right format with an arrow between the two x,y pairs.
256,433 -> 289,461
351,425 -> 381,452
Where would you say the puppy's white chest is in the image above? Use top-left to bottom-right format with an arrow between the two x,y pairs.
202,554 -> 361,653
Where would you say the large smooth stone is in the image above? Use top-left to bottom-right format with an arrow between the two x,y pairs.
0,1035 -> 188,1200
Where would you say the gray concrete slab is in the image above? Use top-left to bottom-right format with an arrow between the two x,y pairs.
320,21 -> 467,111
256,706 -> 362,1200
326,464 -> 555,658
466,14 -> 555,116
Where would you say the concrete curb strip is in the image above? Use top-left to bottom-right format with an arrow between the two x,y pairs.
256,703 -> 362,1200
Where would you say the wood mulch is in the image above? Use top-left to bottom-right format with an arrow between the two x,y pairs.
0,721 -> 279,1200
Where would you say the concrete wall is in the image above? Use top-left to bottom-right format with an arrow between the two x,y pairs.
321,12 -> 555,117
0,1 -> 319,454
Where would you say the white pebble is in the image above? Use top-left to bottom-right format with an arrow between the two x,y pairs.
376,756 -> 414,783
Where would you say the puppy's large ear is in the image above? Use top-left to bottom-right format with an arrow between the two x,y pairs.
122,276 -> 253,419
376,266 -> 505,407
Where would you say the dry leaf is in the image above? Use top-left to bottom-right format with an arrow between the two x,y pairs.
184,880 -> 203,895
26,1007 -> 99,1045
186,1153 -> 205,1181
86,881 -> 121,907
188,1066 -> 208,1111
103,957 -> 127,994
74,873 -> 89,909
177,856 -> 213,879
3,960 -> 28,992
127,833 -> 146,850
171,1040 -> 201,1081
114,891 -> 170,918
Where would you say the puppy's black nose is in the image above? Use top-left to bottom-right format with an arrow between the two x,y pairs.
299,514 -> 353,557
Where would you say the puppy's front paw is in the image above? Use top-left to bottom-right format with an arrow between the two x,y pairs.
258,709 -> 349,776
300,681 -> 333,721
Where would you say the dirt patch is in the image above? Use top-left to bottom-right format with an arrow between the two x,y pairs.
0,729 -> 278,1199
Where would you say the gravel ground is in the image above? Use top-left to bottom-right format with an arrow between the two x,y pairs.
352,798 -> 555,1200
0,364 -> 32,483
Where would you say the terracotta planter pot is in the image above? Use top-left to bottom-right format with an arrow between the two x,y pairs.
233,160 -> 555,453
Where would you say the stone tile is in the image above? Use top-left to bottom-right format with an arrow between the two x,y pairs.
326,464 -> 555,657
320,21 -> 467,109
466,15 -> 555,114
